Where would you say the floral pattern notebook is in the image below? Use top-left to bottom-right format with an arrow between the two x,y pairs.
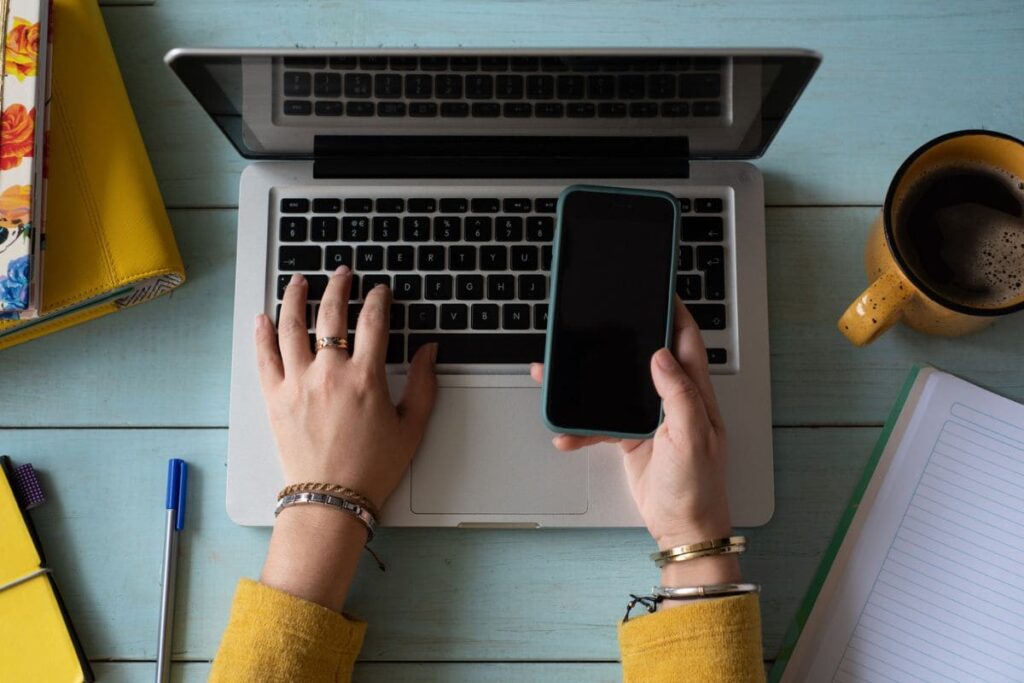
0,0 -> 51,319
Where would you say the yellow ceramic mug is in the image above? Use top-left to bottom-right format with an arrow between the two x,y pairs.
839,130 -> 1024,346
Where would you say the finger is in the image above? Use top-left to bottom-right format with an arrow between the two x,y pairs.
552,434 -> 620,451
530,362 -> 544,384
353,282 -> 392,368
314,266 -> 353,360
398,343 -> 439,434
254,313 -> 284,389
673,298 -> 724,429
651,347 -> 710,432
278,273 -> 314,374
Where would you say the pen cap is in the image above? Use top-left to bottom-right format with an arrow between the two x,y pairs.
165,458 -> 188,531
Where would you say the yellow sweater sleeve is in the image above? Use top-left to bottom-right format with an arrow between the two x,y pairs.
618,593 -> 765,683
209,579 -> 367,683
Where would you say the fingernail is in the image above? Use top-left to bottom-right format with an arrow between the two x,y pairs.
655,348 -> 675,370
254,313 -> 267,328
335,265 -> 350,276
290,273 -> 305,285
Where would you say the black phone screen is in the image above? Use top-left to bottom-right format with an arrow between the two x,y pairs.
545,188 -> 677,435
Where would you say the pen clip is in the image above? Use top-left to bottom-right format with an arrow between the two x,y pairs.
165,459 -> 188,531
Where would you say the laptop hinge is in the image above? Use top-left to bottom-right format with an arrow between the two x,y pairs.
312,135 -> 689,179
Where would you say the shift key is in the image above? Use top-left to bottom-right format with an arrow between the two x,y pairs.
687,304 -> 726,330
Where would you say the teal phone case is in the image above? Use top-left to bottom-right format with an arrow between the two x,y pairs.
541,184 -> 681,439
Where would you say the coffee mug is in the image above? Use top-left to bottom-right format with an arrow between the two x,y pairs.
839,130 -> 1024,346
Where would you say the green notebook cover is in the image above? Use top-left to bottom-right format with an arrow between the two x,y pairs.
768,365 -> 925,681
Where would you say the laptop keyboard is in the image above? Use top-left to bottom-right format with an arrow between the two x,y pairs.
279,56 -> 723,120
275,191 -> 729,366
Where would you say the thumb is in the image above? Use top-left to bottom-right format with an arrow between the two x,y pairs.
650,347 -> 708,429
398,343 -> 439,434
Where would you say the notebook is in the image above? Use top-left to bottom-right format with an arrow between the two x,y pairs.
0,455 -> 93,682
772,366 -> 1024,682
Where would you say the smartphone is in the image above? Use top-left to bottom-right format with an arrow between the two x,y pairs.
542,185 -> 680,438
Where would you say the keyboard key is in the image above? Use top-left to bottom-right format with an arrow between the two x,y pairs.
481,56 -> 508,71
480,246 -> 508,271
360,57 -> 387,70
376,198 -> 405,213
403,216 -> 431,241
394,274 -> 423,301
418,246 -> 445,271
315,101 -> 343,116
311,216 -> 339,242
342,216 -> 369,241
495,75 -> 524,99
276,303 -> 314,329
533,304 -> 548,330
681,217 -> 724,241
389,56 -> 417,70
695,198 -> 724,213
487,274 -> 515,299
679,73 -> 721,98
688,303 -> 726,330
696,245 -> 724,270
451,57 -> 478,71
390,303 -> 406,330
284,57 -> 326,68
439,198 -> 468,213
629,102 -> 658,117
372,216 -> 401,241
277,275 -> 290,299
522,74 -> 553,100
503,198 -> 532,213
408,333 -> 545,363
305,274 -> 330,300
647,73 -> 676,98
556,75 -> 585,99
503,102 -> 532,118
496,216 -> 524,241
526,216 -> 554,241
385,334 -> 405,364
677,197 -> 692,213
661,101 -> 689,117
329,56 -> 357,69
312,197 -> 341,213
510,56 -> 539,71
449,245 -> 477,271
693,57 -> 722,70
465,217 -> 492,241
535,102 -> 565,118
425,274 -> 453,299
280,198 -> 309,213
535,198 -> 558,213
405,74 -> 432,99
279,245 -> 321,271
345,198 -> 372,212
617,74 -> 644,99
678,245 -> 694,271
541,245 -> 552,270
466,74 -> 494,98
588,75 -> 615,99
502,303 -> 530,329
280,216 -> 307,241
518,274 -> 546,299
693,101 -> 722,117
313,72 -> 341,97
598,102 -> 627,118
387,245 -> 414,270
325,245 -> 354,269
677,274 -> 701,300
346,102 -> 374,116
283,100 -> 312,116
471,304 -> 500,330
420,57 -> 448,71
511,245 -> 538,270
377,102 -> 407,117
472,102 -> 501,117
471,198 -> 500,213
704,263 -> 725,301
441,102 -> 470,117
456,275 -> 484,300
408,198 -> 436,213
410,102 -> 439,117
283,71 -> 311,96
374,74 -> 403,98
440,304 -> 469,330
433,216 -> 462,242
436,75 -> 463,99
362,274 -> 391,292
706,348 -> 727,365
344,73 -> 372,97
409,304 -> 437,330
567,102 -> 596,118
357,246 -> 384,271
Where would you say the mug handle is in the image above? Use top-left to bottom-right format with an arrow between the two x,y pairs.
838,270 -> 914,346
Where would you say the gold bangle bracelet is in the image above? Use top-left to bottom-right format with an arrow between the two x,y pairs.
650,536 -> 747,564
654,543 -> 746,568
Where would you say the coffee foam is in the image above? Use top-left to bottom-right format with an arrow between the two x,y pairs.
934,203 -> 1024,307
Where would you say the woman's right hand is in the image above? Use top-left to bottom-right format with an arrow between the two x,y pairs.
530,297 -> 738,591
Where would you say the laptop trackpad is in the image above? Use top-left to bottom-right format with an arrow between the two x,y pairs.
410,387 -> 589,515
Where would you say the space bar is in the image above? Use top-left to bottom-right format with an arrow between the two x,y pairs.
408,334 -> 546,364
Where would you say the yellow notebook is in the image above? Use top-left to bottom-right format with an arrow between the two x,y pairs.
0,0 -> 184,349
0,456 -> 93,682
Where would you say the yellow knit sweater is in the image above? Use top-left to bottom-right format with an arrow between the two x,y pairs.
210,579 -> 764,682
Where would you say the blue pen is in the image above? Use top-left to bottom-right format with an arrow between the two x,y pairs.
157,459 -> 187,683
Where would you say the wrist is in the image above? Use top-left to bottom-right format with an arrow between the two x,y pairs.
658,554 -> 743,610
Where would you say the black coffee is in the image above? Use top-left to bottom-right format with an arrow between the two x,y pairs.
897,163 -> 1024,309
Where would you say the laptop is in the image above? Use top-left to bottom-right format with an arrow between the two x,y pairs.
165,48 -> 820,528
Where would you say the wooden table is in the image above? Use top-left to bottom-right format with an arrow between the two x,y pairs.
6,1 -> 1023,680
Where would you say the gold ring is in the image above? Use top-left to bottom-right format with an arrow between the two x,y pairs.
314,336 -> 349,352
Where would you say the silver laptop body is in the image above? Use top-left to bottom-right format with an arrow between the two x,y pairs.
166,48 -> 820,527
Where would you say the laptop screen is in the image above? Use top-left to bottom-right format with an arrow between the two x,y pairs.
166,49 -> 819,162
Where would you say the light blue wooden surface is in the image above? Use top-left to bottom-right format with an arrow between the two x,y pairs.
6,0 -> 1023,679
